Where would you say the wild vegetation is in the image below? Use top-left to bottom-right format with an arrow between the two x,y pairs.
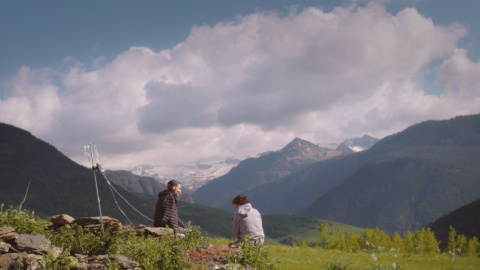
2,205 -> 479,269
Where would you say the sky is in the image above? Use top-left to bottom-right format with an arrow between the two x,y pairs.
1,0 -> 480,170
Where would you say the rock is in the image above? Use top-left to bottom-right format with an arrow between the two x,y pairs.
13,234 -> 50,254
0,252 -> 26,269
0,227 -> 18,242
74,216 -> 119,226
217,263 -> 245,270
62,256 -> 79,268
50,214 -> 75,225
0,242 -> 10,254
112,254 -> 141,269
74,254 -> 89,263
87,255 -> 140,270
144,227 -> 174,237
0,227 -> 15,235
23,254 -> 44,269
49,246 -> 64,258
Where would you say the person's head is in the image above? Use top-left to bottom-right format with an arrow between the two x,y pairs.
232,195 -> 250,208
167,180 -> 182,197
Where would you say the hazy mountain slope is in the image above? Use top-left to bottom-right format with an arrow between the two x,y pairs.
428,196 -> 480,249
303,114 -> 480,234
0,122 -> 156,225
105,170 -> 194,203
245,152 -> 366,214
1,122 -> 362,240
192,138 -> 342,211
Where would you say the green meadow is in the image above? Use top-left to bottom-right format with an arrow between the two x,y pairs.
268,245 -> 480,270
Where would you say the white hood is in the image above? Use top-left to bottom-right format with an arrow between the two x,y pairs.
236,203 -> 252,217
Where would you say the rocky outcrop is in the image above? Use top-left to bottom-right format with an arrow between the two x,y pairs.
0,231 -> 65,269
1,214 -> 244,270
0,214 -> 153,270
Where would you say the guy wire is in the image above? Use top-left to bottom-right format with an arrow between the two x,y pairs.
100,172 -> 154,223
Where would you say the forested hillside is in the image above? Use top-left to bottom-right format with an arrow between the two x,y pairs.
193,138 -> 342,211
303,114 -> 480,234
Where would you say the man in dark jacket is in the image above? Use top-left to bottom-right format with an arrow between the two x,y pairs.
153,180 -> 188,233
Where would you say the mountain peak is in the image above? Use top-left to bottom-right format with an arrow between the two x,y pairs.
281,137 -> 317,152
336,134 -> 379,153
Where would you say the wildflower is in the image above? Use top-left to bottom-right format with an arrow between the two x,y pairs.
392,262 -> 396,269
371,253 -> 377,261
394,253 -> 397,258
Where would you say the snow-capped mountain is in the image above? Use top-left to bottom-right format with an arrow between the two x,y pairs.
130,157 -> 242,191
335,134 -> 379,153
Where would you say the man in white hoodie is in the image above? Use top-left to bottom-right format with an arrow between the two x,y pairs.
230,195 -> 265,247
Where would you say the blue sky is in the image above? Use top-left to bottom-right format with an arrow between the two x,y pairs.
1,0 -> 480,168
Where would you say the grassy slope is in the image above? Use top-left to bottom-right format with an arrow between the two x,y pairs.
263,214 -> 363,245
134,193 -> 363,244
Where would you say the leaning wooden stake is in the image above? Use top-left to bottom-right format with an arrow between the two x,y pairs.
18,181 -> 30,212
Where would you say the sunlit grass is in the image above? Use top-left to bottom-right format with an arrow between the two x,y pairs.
268,245 -> 480,270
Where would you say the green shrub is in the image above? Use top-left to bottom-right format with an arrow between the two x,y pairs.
325,257 -> 350,270
227,235 -> 275,269
0,206 -> 50,234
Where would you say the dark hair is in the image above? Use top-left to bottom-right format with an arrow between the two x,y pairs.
167,180 -> 180,190
232,195 -> 250,205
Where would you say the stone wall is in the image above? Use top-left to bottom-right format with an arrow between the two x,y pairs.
0,214 -> 174,270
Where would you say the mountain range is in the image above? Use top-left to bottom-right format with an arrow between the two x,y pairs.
130,158 -> 242,191
2,114 -> 479,241
193,114 -> 480,234
105,170 -> 194,203
0,122 -> 359,241
193,138 -> 344,211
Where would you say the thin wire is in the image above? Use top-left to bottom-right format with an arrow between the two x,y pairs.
100,172 -> 154,222
105,177 -> 135,227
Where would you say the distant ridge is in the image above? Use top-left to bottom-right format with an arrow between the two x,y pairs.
192,137 -> 342,211
428,196 -> 480,249
193,114 -> 480,234
105,170 -> 194,203
303,114 -> 480,233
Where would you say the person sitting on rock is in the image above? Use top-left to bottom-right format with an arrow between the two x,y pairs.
153,180 -> 189,234
229,195 -> 265,247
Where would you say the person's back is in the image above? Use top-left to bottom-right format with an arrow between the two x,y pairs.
153,180 -> 187,233
231,195 -> 265,246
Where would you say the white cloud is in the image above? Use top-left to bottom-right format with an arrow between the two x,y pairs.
1,2 -> 479,169
0,67 -> 60,134
437,48 -> 480,99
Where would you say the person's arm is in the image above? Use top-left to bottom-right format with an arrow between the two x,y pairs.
178,218 -> 186,228
163,194 -> 176,228
232,215 -> 241,239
